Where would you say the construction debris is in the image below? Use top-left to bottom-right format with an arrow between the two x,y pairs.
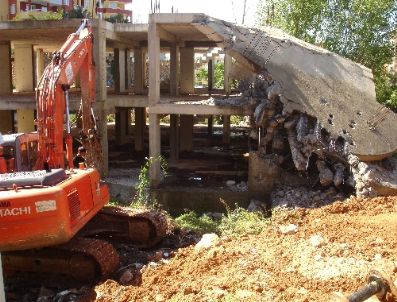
195,16 -> 397,198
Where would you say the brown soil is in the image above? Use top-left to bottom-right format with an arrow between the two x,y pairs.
94,196 -> 397,302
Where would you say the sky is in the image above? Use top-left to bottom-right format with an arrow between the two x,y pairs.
127,0 -> 260,26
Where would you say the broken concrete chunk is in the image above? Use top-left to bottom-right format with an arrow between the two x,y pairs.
333,163 -> 345,187
310,235 -> 324,247
195,233 -> 220,251
195,15 -> 397,161
349,155 -> 397,197
247,199 -> 267,213
279,224 -> 298,234
316,160 -> 334,186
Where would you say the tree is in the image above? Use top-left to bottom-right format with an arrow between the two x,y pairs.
256,0 -> 397,111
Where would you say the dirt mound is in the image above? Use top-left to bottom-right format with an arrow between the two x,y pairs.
94,196 -> 397,301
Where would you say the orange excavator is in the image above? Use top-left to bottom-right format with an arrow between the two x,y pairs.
0,20 -> 166,282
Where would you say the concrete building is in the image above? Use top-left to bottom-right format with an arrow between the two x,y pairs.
3,0 -> 73,20
74,0 -> 132,20
0,14 -> 396,207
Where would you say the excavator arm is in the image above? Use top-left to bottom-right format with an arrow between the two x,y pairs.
36,20 -> 100,171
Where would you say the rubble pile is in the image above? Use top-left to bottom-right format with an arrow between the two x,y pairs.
196,15 -> 397,198
270,185 -> 346,208
216,71 -> 396,198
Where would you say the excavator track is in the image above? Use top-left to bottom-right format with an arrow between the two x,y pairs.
79,206 -> 169,248
2,207 -> 168,284
2,237 -> 119,283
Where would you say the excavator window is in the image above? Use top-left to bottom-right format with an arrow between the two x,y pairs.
20,141 -> 38,171
3,145 -> 15,172
20,142 -> 29,171
28,140 -> 38,170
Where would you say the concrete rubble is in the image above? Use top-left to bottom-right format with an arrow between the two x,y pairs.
194,15 -> 397,198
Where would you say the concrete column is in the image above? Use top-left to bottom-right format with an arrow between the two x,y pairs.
208,115 -> 213,137
208,58 -> 213,92
170,44 -> 179,96
222,115 -> 231,145
93,20 -> 108,175
134,47 -> 145,94
149,113 -> 161,187
179,47 -> 194,95
180,115 -> 194,152
0,0 -> 8,21
35,48 -> 45,87
0,42 -> 12,94
134,107 -> 146,151
115,107 -> 128,145
14,44 -> 34,92
148,16 -> 161,186
16,109 -> 35,132
169,114 -> 179,163
0,110 -> 13,133
224,51 -> 232,95
114,48 -> 126,93
126,50 -> 132,90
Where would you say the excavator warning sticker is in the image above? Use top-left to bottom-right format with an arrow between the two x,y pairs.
35,200 -> 57,213
65,62 -> 74,83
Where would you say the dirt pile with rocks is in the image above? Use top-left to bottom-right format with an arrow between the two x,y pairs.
94,196 -> 397,302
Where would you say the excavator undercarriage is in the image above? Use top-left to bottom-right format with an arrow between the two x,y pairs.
2,206 -> 169,283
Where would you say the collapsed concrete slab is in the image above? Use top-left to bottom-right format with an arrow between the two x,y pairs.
193,15 -> 397,162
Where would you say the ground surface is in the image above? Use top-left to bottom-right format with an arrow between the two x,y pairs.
94,196 -> 397,302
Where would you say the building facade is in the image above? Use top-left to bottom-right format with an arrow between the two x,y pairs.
75,0 -> 132,20
2,0 -> 73,20
0,0 -> 131,21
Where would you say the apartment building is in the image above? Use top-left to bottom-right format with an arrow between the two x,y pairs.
1,0 -> 73,20
74,0 -> 132,19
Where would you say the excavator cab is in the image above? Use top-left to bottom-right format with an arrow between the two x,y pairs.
0,133 -> 38,173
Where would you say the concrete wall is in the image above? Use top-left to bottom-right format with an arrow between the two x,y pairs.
14,44 -> 34,92
0,42 -> 12,94
16,109 -> 35,133
0,1 -> 8,21
0,111 -> 13,134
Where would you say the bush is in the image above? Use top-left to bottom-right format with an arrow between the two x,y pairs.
218,208 -> 269,237
15,11 -> 63,21
175,207 -> 270,237
63,6 -> 90,19
175,212 -> 219,234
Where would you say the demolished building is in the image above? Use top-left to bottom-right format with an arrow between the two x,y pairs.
147,14 -> 397,198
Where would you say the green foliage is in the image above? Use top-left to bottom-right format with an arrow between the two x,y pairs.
256,0 -> 397,108
195,62 -> 225,88
213,62 -> 225,89
174,205 -> 270,237
195,66 -> 208,87
106,114 -> 115,123
218,208 -> 270,237
133,156 -> 167,206
63,6 -> 90,19
175,212 -> 219,234
375,71 -> 397,112
105,14 -> 129,24
230,115 -> 246,126
15,10 -> 63,21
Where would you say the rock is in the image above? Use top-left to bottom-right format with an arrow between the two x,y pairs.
247,199 -> 267,213
119,270 -> 134,284
316,160 -> 334,186
310,235 -> 324,247
226,180 -> 236,187
279,224 -> 298,234
37,287 -> 54,302
195,233 -> 220,250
